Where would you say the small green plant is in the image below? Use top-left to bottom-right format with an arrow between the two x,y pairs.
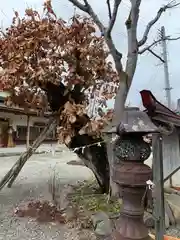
70,179 -> 121,215
48,169 -> 61,208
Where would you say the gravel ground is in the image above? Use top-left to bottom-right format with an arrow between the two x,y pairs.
166,226 -> 180,238
0,150 -> 94,240
1,150 -> 180,239
150,226 -> 180,238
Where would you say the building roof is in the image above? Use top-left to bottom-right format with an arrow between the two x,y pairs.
0,91 -> 52,118
140,90 -> 180,128
0,104 -> 52,118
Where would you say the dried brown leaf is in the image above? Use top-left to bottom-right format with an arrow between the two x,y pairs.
0,4 -> 118,144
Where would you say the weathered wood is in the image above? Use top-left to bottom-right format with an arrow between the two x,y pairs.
0,117 -> 56,190
152,134 -> 165,240
8,117 -> 56,187
162,131 -> 180,184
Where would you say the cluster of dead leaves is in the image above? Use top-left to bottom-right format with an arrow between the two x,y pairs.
58,102 -> 88,145
0,0 -> 118,142
58,103 -> 114,144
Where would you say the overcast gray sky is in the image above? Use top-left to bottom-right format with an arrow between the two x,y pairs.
0,0 -> 180,108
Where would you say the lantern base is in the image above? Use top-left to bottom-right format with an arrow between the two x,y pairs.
109,213 -> 152,240
111,233 -> 153,240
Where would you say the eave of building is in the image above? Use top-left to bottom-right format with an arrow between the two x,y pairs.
0,104 -> 52,118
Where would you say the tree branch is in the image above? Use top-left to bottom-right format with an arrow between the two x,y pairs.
138,35 -> 180,54
138,39 -> 162,54
107,0 -> 112,19
83,0 -> 105,32
147,49 -> 165,63
167,36 -> 180,41
125,0 -> 141,81
69,0 -> 105,32
138,1 -> 180,47
105,38 -> 123,74
106,0 -> 122,37
111,0 -> 142,126
68,0 -> 123,75
68,0 -> 88,12
83,0 -> 123,72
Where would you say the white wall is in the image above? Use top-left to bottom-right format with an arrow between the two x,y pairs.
0,112 -> 48,131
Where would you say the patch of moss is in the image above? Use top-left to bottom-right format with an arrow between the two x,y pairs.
70,179 -> 121,215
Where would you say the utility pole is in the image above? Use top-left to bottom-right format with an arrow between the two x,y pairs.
161,26 -> 173,187
161,26 -> 172,109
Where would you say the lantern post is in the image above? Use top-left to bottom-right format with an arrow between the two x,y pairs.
105,107 -> 159,240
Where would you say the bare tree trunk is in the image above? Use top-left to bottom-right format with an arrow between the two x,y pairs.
67,0 -> 141,198
69,134 -> 110,194
0,117 -> 56,190
106,72 -> 129,197
106,136 -> 119,197
107,0 -> 140,196
26,115 -> 30,149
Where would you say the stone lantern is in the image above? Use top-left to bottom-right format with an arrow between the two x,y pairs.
106,107 -> 158,240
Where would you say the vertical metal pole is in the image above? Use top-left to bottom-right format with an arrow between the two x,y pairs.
161,26 -> 172,109
153,134 -> 165,240
161,26 -> 173,187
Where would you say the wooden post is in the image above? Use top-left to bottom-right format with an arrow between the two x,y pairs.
0,126 -> 2,147
152,134 -> 165,240
7,126 -> 14,148
26,115 -> 30,149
